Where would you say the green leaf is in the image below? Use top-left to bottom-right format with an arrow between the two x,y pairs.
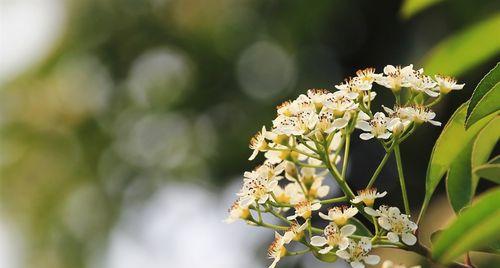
446,142 -> 474,213
448,117 -> 500,212
471,116 -> 500,185
400,0 -> 444,18
312,250 -> 338,262
422,14 -> 500,77
430,230 -> 442,244
489,155 -> 500,164
466,82 -> 500,129
422,103 -> 495,216
432,188 -> 500,263
348,217 -> 373,237
474,164 -> 500,183
467,63 -> 500,125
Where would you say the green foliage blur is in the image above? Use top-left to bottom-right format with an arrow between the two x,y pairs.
0,0 -> 498,267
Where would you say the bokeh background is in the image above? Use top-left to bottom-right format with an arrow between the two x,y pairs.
0,0 -> 499,267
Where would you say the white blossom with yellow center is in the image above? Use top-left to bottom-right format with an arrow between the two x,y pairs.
375,64 -> 415,91
400,105 -> 441,126
224,199 -> 250,223
356,111 -> 392,140
319,205 -> 358,226
287,200 -> 321,220
310,222 -> 356,254
336,237 -> 380,268
351,188 -> 387,207
434,75 -> 464,94
365,206 -> 417,245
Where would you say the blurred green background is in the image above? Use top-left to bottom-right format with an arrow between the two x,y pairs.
0,0 -> 499,267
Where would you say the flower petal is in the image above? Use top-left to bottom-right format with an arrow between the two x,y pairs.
319,245 -> 334,254
335,249 -> 350,260
360,133 -> 374,140
364,255 -> 380,265
387,232 -> 399,243
402,232 -> 417,245
350,261 -> 365,268
340,224 -> 357,236
310,236 -> 328,247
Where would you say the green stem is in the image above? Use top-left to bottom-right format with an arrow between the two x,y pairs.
248,218 -> 288,231
319,196 -> 348,204
266,204 -> 292,224
341,134 -> 351,178
286,248 -> 311,256
394,145 -> 410,215
256,204 -> 263,223
425,95 -> 443,107
366,144 -> 395,188
322,140 -> 374,223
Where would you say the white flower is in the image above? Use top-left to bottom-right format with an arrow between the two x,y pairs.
267,222 -> 308,268
401,106 -> 441,126
248,126 -> 274,160
307,88 -> 330,111
434,75 -> 464,94
322,91 -> 359,117
336,237 -> 380,268
382,260 -> 421,268
296,109 -> 319,133
319,205 -> 358,226
356,112 -> 392,140
307,172 -> 330,199
267,232 -> 288,268
276,100 -> 294,117
273,115 -> 303,136
224,200 -> 250,223
238,173 -> 279,207
367,206 -> 418,246
273,182 -> 302,205
287,200 -> 321,220
376,64 -> 415,91
406,73 -> 439,97
310,223 -> 356,254
335,77 -> 372,99
386,117 -> 408,136
351,188 -> 387,207
283,221 -> 308,242
356,67 -> 383,85
293,94 -> 316,112
249,161 -> 285,181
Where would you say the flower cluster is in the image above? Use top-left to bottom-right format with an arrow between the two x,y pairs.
225,64 -> 463,268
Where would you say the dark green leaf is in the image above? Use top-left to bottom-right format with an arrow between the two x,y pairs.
474,164 -> 500,184
312,250 -> 338,262
423,103 -> 495,216
471,117 -> 500,186
466,63 -> 500,127
446,142 -> 473,213
488,155 -> 500,164
432,188 -> 500,263
348,217 -> 373,237
466,83 -> 500,129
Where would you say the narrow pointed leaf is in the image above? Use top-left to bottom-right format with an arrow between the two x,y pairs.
474,164 -> 500,183
467,63 -> 500,122
466,82 -> 500,129
432,188 -> 500,263
446,142 -> 473,213
348,217 -> 373,237
423,103 -> 495,214
400,0 -> 444,18
471,116 -> 500,186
